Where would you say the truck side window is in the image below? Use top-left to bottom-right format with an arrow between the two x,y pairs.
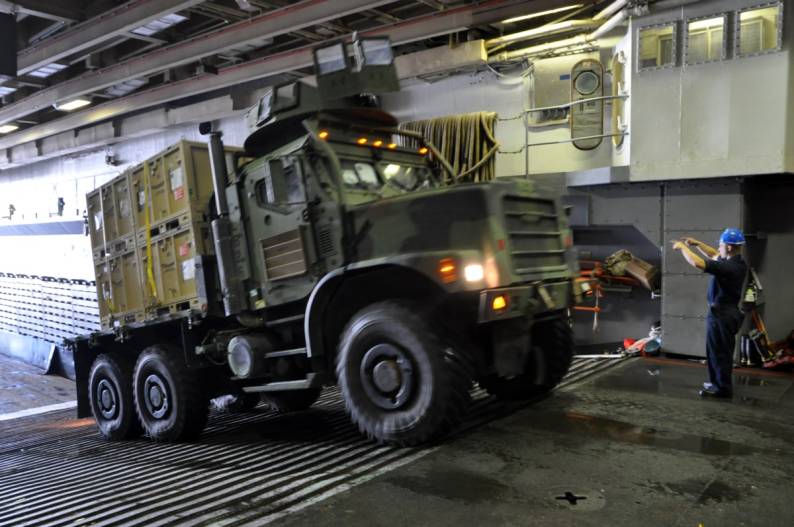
256,158 -> 304,206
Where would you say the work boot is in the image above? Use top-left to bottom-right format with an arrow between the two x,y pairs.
702,382 -> 715,391
699,387 -> 732,399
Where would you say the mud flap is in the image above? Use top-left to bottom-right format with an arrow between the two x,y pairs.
492,319 -> 531,378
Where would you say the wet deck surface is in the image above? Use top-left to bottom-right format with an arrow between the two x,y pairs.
1,355 -> 792,526
0,355 -> 75,415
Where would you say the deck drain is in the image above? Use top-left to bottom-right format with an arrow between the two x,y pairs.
556,491 -> 587,505
548,487 -> 606,511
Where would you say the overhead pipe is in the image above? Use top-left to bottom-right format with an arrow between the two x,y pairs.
593,0 -> 628,20
589,6 -> 627,40
485,19 -> 599,48
489,5 -> 628,62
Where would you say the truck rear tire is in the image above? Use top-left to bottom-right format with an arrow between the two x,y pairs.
133,346 -> 209,442
479,316 -> 574,400
336,301 -> 473,446
88,354 -> 142,441
263,388 -> 322,413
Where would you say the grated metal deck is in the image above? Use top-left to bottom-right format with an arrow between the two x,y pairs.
0,357 -> 624,527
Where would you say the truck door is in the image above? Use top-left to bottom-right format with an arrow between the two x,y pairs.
243,154 -> 319,307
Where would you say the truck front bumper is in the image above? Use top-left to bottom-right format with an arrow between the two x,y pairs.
477,280 -> 571,323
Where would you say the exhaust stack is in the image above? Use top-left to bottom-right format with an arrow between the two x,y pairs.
201,122 -> 247,316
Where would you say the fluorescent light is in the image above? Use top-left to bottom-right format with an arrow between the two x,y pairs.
0,86 -> 17,97
132,13 -> 187,36
502,4 -> 583,24
54,98 -> 91,111
0,124 -> 18,134
28,63 -> 67,78
105,78 -> 147,97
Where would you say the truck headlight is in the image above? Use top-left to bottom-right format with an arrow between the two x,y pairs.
464,264 -> 484,282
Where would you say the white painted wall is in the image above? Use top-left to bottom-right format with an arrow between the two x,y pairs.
382,46 -> 619,178
630,0 -> 794,181
0,115 -> 248,224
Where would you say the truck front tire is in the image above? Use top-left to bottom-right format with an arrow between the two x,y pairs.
336,301 -> 473,446
133,346 -> 209,442
88,354 -> 142,441
479,317 -> 574,400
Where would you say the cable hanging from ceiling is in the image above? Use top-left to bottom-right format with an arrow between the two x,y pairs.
399,112 -> 500,184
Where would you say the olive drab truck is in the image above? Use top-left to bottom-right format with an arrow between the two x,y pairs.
69,36 -> 580,446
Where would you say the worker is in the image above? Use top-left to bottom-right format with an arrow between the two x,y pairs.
672,228 -> 748,398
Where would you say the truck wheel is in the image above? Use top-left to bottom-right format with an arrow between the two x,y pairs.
88,354 -> 142,441
133,346 -> 209,442
336,301 -> 473,446
264,388 -> 322,413
479,317 -> 574,400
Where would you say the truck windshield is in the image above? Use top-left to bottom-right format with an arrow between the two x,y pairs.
340,160 -> 434,198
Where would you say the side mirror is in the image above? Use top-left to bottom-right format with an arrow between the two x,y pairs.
198,121 -> 213,135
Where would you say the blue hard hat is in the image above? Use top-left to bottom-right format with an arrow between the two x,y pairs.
719,228 -> 745,245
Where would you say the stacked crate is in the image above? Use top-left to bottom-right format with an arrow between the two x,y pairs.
87,168 -> 145,327
88,140 -> 238,329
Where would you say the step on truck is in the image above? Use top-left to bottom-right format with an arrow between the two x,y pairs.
69,37 -> 580,446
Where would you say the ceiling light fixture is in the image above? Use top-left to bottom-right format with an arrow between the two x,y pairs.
0,124 -> 19,134
501,4 -> 584,24
132,13 -> 188,37
54,98 -> 91,111
28,63 -> 68,79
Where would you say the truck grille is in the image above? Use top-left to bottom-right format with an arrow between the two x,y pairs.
261,228 -> 308,281
502,195 -> 567,276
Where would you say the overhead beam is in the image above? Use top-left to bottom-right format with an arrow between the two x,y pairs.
0,0 -> 396,126
0,0 -> 78,23
0,0 -> 564,153
17,0 -> 206,76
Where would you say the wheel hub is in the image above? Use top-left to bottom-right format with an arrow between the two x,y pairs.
360,343 -> 414,410
143,374 -> 170,419
96,379 -> 118,419
372,360 -> 401,393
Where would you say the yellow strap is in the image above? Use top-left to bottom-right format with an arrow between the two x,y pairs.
143,162 -> 158,300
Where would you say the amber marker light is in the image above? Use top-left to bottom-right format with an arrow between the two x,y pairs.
418,146 -> 429,155
318,130 -> 329,139
387,143 -> 397,149
373,140 -> 383,147
492,295 -> 508,311
438,258 -> 457,283
357,137 -> 368,145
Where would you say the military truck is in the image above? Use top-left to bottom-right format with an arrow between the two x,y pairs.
70,37 -> 579,446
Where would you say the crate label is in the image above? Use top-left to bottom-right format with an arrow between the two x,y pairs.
119,198 -> 130,218
179,242 -> 191,257
182,260 -> 195,281
170,167 -> 185,200
138,190 -> 146,208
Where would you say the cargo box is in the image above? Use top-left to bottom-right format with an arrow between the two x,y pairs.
130,141 -> 227,231
86,172 -> 136,259
87,140 -> 239,328
94,250 -> 146,327
137,221 -> 213,318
